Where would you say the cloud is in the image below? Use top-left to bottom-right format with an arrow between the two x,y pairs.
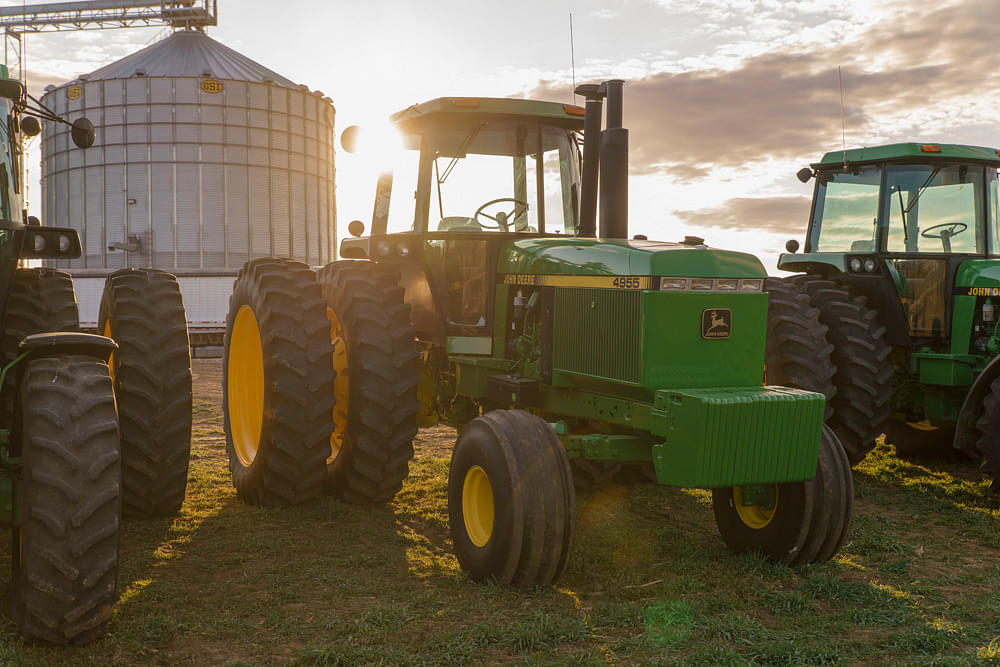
673,195 -> 812,235
532,0 -> 1000,178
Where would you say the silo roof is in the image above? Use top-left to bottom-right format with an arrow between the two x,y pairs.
79,30 -> 298,87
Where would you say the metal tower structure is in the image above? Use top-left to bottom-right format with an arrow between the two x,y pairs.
0,1 -> 218,81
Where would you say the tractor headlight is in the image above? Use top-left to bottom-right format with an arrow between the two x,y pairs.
864,258 -> 877,273
397,241 -> 410,257
33,234 -> 45,253
59,234 -> 72,252
739,279 -> 763,292
375,240 -> 391,257
660,277 -> 689,290
691,278 -> 713,291
715,279 -> 738,291
849,257 -> 863,272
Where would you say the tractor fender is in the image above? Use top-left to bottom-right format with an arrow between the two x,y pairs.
953,354 -> 1000,456
18,332 -> 117,363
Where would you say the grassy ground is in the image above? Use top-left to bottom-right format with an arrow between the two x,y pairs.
2,359 -> 1000,665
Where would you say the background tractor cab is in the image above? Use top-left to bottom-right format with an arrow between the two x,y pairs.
779,143 -> 1000,480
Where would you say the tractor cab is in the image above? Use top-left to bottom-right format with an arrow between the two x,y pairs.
781,143 -> 1000,349
340,97 -> 585,348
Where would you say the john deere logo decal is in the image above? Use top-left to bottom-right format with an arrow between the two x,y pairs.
67,85 -> 82,100
200,79 -> 224,94
701,308 -> 732,339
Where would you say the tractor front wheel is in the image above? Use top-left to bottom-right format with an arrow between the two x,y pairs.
448,409 -> 575,586
712,425 -> 852,564
10,355 -> 120,644
99,268 -> 192,517
223,259 -> 334,506
974,376 -> 1000,491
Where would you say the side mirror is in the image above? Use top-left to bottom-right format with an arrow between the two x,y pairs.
26,215 -> 40,226
19,116 -> 40,137
341,126 -> 361,154
796,167 -> 814,183
71,118 -> 96,149
785,239 -> 800,253
348,219 -> 365,237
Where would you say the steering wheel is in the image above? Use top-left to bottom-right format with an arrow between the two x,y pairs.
921,222 -> 968,252
474,198 -> 529,232
921,222 -> 968,239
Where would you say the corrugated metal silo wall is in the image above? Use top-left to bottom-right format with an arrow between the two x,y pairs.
41,77 -> 336,271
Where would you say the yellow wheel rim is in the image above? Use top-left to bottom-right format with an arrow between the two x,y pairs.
462,465 -> 494,547
102,320 -> 115,382
734,485 -> 778,530
228,305 -> 265,467
907,419 -> 938,432
328,306 -> 349,464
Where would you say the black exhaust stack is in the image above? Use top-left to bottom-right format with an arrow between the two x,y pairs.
574,83 -> 604,238
599,79 -> 628,239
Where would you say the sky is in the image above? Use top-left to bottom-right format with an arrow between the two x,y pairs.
5,0 -> 1000,272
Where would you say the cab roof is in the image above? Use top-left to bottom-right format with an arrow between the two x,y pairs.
814,142 -> 1000,168
390,97 -> 585,133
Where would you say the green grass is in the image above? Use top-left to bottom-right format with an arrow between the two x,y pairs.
2,359 -> 1000,664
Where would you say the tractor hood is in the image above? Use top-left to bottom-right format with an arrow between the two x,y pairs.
497,238 -> 766,278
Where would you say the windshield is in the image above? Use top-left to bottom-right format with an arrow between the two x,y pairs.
883,164 -> 985,253
809,163 -> 993,254
410,120 -> 580,234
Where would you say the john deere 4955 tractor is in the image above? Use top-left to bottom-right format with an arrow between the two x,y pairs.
778,143 -> 1000,486
223,80 -> 853,585
0,67 -> 192,643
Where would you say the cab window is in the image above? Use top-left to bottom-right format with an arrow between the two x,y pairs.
808,166 -> 881,252
884,164 -> 985,254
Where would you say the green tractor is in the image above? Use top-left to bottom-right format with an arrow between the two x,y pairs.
224,80 -> 853,584
0,67 -> 192,643
778,142 -> 1000,485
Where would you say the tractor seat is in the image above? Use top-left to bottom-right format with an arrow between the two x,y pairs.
850,240 -> 875,251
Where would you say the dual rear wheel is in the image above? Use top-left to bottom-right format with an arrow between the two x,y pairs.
223,258 -> 418,506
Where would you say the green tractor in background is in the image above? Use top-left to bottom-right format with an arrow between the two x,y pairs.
223,80 -> 854,585
0,67 -> 192,643
777,143 -> 1000,487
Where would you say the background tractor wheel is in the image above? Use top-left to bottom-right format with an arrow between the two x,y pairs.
764,277 -> 836,420
712,425 -> 851,564
791,275 -> 893,465
10,355 -> 120,645
570,459 -> 623,491
99,269 -> 192,517
448,409 -> 575,586
0,268 -> 78,423
884,420 -> 963,462
317,261 -> 418,504
223,258 -> 334,506
973,377 -> 1000,491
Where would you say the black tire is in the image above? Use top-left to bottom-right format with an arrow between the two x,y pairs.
223,258 -> 334,506
764,277 -> 836,420
10,355 -> 120,645
0,268 -> 78,422
712,425 -> 852,564
316,261 -> 418,504
973,377 -> 1000,492
791,275 -> 893,465
884,419 -> 962,462
448,409 -> 575,586
570,459 -> 623,490
98,269 -> 192,517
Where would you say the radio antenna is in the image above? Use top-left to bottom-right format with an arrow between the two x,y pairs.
838,66 -> 847,167
570,13 -> 577,102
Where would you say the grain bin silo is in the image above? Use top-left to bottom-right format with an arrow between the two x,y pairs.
40,29 -> 336,346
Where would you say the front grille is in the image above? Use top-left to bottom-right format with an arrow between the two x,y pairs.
552,288 -> 642,383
